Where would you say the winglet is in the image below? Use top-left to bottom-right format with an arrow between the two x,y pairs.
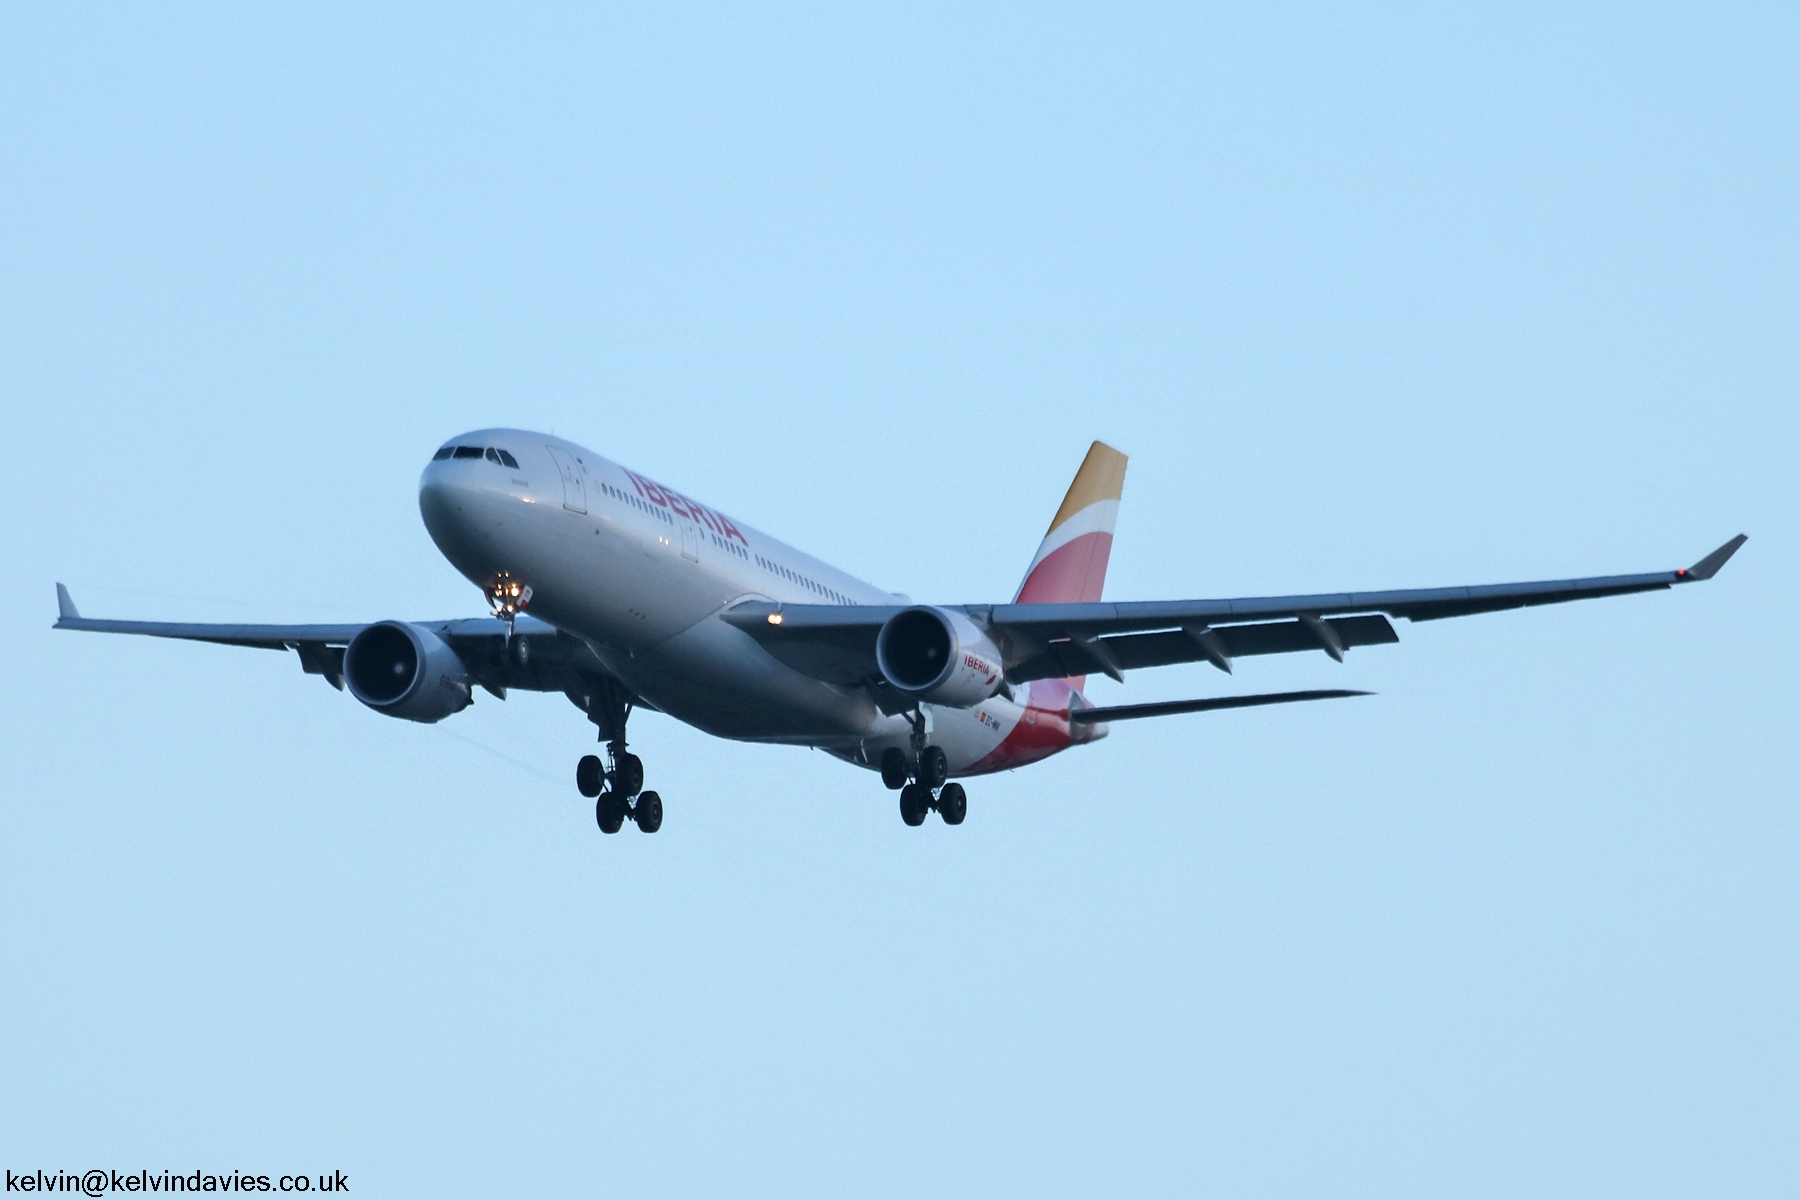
1677,534 -> 1748,582
56,582 -> 79,620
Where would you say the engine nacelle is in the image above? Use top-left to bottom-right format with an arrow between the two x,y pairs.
874,606 -> 1005,708
343,621 -> 473,723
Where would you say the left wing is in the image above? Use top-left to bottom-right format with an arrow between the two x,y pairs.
52,583 -> 617,701
722,534 -> 1747,687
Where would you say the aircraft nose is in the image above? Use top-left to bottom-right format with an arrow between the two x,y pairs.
417,470 -> 459,526
417,440 -> 544,585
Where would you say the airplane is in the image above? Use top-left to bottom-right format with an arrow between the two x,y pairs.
54,429 -> 1746,834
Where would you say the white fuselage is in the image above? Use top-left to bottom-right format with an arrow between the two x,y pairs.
418,429 -> 1098,777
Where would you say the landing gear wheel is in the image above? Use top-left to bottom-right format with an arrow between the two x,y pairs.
880,748 -> 910,790
596,792 -> 626,834
899,783 -> 931,827
938,782 -> 967,826
615,752 -> 645,798
635,790 -> 663,833
919,745 -> 949,790
577,755 -> 605,798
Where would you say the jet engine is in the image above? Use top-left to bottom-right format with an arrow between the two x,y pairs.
874,606 -> 1005,708
343,621 -> 473,723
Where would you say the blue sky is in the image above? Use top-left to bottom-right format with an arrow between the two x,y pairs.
3,5 -> 1795,1196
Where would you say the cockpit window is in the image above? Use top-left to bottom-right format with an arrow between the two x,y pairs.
432,446 -> 455,460
453,446 -> 483,459
496,449 -> 520,469
485,447 -> 503,464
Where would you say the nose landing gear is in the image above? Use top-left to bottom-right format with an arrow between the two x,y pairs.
487,573 -> 533,617
889,709 -> 968,827
487,573 -> 534,645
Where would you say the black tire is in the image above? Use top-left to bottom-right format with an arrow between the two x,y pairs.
596,792 -> 626,834
635,790 -> 663,833
615,752 -> 645,798
577,754 -> 605,798
938,782 -> 967,826
880,747 -> 909,790
899,783 -> 930,826
919,745 -> 949,790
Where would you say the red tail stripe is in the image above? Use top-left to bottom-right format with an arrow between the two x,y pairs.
1013,531 -> 1115,605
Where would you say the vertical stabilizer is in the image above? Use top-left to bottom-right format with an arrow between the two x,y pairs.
1015,442 -> 1127,604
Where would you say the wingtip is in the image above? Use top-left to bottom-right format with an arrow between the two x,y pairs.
55,582 -> 78,620
1678,534 -> 1748,582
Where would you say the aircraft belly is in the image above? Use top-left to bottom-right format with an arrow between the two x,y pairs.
837,688 -> 1077,778
597,615 -> 883,741
925,701 -> 1015,775
958,681 -> 1086,776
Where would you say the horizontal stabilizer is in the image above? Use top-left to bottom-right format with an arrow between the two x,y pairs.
1068,689 -> 1371,723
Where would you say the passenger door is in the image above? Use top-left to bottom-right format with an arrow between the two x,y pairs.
546,446 -> 586,513
680,519 -> 700,562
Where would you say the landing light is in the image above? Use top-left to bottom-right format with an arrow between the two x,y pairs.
768,613 -> 783,625
487,572 -> 533,619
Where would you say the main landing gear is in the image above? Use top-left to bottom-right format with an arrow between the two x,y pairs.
578,745 -> 662,834
880,711 -> 969,828
571,679 -> 661,835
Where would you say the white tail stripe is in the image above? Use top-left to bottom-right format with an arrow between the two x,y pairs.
1019,498 -> 1120,580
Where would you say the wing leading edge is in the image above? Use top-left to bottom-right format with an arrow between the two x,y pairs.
722,534 -> 1748,686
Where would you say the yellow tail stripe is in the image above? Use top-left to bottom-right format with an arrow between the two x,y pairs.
1046,441 -> 1128,536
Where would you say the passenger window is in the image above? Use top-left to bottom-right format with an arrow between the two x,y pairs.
453,446 -> 483,459
498,449 -> 520,468
432,446 -> 454,461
